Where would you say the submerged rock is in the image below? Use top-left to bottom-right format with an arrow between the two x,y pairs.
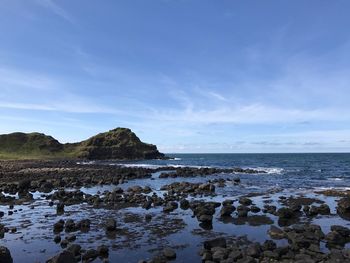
105,218 -> 117,231
163,248 -> 176,259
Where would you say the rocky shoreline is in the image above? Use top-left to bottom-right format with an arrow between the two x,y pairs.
0,160 -> 350,262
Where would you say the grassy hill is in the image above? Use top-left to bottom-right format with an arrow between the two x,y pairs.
0,128 -> 164,160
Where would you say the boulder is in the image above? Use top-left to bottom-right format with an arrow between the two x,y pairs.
239,197 -> 252,206
204,237 -> 227,250
268,225 -> 285,239
105,218 -> 117,231
163,248 -> 176,259
0,246 -> 13,263
46,250 -> 76,263
337,197 -> 350,215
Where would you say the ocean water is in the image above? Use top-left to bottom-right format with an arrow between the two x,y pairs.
112,153 -> 350,191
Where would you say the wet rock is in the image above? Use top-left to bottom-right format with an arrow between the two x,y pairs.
180,199 -> 189,210
204,237 -> 227,249
145,214 -> 152,222
233,177 -> 241,184
97,245 -> 109,257
198,214 -> 213,223
18,179 -> 31,190
331,225 -> 350,237
56,203 -> 64,214
228,249 -> 243,261
77,219 -> 90,232
60,239 -> 69,248
222,199 -> 234,206
220,204 -> 235,217
163,248 -> 176,259
263,205 -> 276,214
65,219 -> 77,232
237,205 -> 249,217
105,218 -> 116,231
268,225 -> 285,239
246,243 -> 261,258
239,197 -> 252,206
326,231 -> 346,246
308,204 -> 331,216
46,250 -> 76,263
277,207 -> 294,219
163,202 -> 178,213
212,247 -> 227,261
337,197 -> 350,216
262,240 -> 277,251
198,183 -> 215,192
54,219 -> 65,233
318,204 -> 331,215
66,234 -> 76,242
142,200 -> 152,209
82,249 -> 98,262
0,246 -> 13,263
250,205 -> 261,213
67,244 -> 81,257
127,185 -> 143,193
54,235 -> 61,243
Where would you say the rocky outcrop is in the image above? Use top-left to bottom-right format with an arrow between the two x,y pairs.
75,128 -> 164,160
0,128 -> 165,160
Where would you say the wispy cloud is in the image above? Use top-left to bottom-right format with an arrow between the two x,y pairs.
0,100 -> 120,114
34,0 -> 75,24
0,67 -> 55,91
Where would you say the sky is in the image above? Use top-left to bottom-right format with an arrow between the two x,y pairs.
0,0 -> 350,153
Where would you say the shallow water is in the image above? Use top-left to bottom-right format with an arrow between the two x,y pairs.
1,153 -> 350,262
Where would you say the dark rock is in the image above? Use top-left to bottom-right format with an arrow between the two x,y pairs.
318,204 -> 331,215
250,205 -> 261,213
46,250 -> 76,263
220,205 -> 235,217
337,197 -> 350,215
0,246 -> 13,263
204,237 -> 227,249
239,197 -> 252,206
331,225 -> 350,237
82,249 -> 98,261
326,231 -> 346,246
77,219 -> 90,232
56,203 -> 64,214
65,219 -> 77,232
67,244 -> 81,256
180,199 -> 190,210
163,202 -> 178,213
66,234 -> 76,242
163,248 -> 176,259
246,243 -> 261,258
277,207 -> 294,219
237,205 -> 249,217
54,235 -> 61,243
97,245 -> 109,257
54,220 -> 65,233
105,218 -> 116,231
262,240 -> 277,251
145,214 -> 152,221
268,225 -> 285,239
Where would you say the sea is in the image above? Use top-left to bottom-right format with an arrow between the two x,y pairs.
109,153 -> 350,192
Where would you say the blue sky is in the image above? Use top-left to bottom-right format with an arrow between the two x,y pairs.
0,0 -> 350,153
